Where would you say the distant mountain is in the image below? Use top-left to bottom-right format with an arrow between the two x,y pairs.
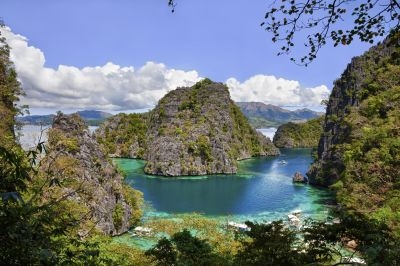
236,102 -> 323,128
17,114 -> 55,125
17,110 -> 113,126
76,110 -> 113,120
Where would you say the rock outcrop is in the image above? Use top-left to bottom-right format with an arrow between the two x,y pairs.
292,172 -> 307,183
43,113 -> 142,236
97,79 -> 279,176
144,79 -> 279,176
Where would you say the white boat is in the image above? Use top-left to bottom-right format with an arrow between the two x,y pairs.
343,257 -> 366,264
132,226 -> 152,236
227,221 -> 249,231
279,160 -> 288,165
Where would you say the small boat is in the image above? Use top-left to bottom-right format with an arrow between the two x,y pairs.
132,226 -> 152,236
343,257 -> 366,264
227,221 -> 249,231
279,160 -> 288,165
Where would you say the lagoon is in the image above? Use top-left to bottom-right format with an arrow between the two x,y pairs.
115,148 -> 333,222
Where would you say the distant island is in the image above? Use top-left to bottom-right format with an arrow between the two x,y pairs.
17,110 -> 113,126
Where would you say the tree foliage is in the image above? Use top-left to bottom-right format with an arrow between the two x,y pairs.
261,0 -> 400,65
0,24 -> 25,143
146,229 -> 218,266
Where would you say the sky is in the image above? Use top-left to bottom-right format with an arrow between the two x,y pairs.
1,0 -> 377,115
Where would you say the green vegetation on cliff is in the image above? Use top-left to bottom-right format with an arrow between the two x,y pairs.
97,113 -> 148,158
273,116 -> 324,148
308,32 -> 400,235
144,79 -> 279,176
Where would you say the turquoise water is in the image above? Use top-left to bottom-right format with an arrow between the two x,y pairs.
115,148 -> 333,222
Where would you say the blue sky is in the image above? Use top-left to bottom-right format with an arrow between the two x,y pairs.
1,0 -> 376,114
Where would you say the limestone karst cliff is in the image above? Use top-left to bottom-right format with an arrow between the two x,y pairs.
42,113 -> 143,236
306,32 -> 400,233
307,32 -> 400,186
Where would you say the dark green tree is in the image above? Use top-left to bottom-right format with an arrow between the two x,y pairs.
146,229 -> 219,266
145,237 -> 178,266
171,229 -> 214,266
234,221 -> 303,266
0,23 -> 105,265
0,23 -> 25,143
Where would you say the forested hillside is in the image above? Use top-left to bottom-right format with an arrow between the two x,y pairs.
273,116 -> 324,148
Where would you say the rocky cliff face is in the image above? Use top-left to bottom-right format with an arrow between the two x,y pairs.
97,79 -> 279,176
42,113 -> 142,236
306,33 -> 400,233
307,33 -> 400,186
144,80 -> 279,176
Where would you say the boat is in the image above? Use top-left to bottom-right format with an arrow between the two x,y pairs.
343,257 -> 366,264
279,160 -> 288,165
132,226 -> 152,236
227,221 -> 249,231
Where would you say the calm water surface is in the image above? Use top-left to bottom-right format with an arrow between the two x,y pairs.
115,148 -> 333,222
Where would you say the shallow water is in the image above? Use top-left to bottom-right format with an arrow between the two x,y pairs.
115,148 -> 333,222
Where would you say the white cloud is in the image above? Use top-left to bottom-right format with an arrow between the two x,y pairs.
227,75 -> 330,108
1,27 -> 329,112
1,27 -> 201,111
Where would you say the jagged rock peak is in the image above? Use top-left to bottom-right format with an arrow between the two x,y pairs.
44,112 -> 142,236
143,79 -> 279,176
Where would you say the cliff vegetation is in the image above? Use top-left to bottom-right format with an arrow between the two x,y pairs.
273,116 -> 324,148
308,31 -> 400,235
96,113 -> 148,158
